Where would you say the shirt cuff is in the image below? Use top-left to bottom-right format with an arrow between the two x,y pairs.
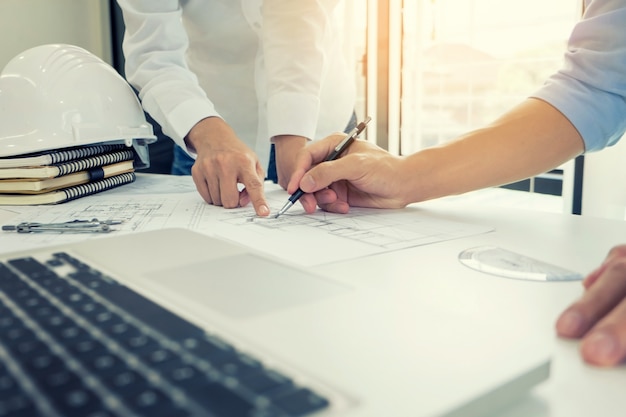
267,92 -> 320,141
166,99 -> 220,152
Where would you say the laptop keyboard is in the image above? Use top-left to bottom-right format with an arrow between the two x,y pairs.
0,251 -> 330,417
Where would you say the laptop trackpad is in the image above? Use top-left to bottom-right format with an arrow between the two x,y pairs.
148,254 -> 349,319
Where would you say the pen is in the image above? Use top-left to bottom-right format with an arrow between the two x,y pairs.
275,116 -> 372,218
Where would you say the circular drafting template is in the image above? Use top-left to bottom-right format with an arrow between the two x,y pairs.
459,246 -> 583,282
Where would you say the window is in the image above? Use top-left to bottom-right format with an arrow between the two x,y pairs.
356,0 -> 583,202
401,0 -> 582,152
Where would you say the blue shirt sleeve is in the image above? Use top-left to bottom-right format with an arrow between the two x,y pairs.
531,0 -> 626,152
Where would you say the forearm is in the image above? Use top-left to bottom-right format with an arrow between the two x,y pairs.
402,98 -> 585,203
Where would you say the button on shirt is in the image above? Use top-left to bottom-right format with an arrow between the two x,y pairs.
531,0 -> 626,152
117,0 -> 356,170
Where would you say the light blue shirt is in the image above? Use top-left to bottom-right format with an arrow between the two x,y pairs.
531,0 -> 626,152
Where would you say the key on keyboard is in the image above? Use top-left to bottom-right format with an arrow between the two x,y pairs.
0,252 -> 330,417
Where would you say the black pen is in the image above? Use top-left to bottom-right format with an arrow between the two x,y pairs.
275,116 -> 372,218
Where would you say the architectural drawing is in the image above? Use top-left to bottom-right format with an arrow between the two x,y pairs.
0,175 -> 493,265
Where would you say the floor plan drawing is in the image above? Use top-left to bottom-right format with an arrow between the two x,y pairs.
0,175 -> 494,266
218,205 -> 487,251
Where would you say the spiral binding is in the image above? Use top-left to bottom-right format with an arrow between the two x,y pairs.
47,144 -> 128,164
61,172 -> 136,203
55,150 -> 135,177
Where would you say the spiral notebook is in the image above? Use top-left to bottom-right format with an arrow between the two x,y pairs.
0,172 -> 136,205
0,161 -> 134,194
0,149 -> 135,179
0,143 -> 128,168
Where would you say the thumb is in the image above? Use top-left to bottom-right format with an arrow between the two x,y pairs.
287,135 -> 343,194
299,157 -> 358,193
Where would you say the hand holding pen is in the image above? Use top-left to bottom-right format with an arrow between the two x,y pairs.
276,117 -> 371,218
284,117 -> 411,215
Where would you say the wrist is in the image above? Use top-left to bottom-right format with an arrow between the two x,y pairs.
400,150 -> 439,204
402,142 -> 482,203
185,117 -> 229,153
272,135 -> 308,155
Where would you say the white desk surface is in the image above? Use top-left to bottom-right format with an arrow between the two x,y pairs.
395,196 -> 626,417
1,174 -> 625,417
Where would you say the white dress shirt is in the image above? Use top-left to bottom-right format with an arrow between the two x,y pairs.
117,0 -> 356,170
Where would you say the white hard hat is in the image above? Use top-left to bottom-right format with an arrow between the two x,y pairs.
0,44 -> 155,162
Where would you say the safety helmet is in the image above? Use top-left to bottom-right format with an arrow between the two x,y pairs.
0,44 -> 155,165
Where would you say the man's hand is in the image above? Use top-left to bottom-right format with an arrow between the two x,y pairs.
273,135 -> 307,190
287,134 -> 410,214
556,245 -> 626,366
186,117 -> 270,216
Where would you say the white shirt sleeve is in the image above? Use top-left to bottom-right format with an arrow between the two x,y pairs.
116,0 -> 219,153
262,0 -> 342,141
117,0 -> 351,156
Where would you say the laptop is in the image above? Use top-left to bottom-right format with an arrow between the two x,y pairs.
0,227 -> 550,417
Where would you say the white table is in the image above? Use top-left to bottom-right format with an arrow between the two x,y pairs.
1,175 -> 625,416
392,198 -> 626,417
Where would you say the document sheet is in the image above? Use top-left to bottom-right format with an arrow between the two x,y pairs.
0,175 -> 493,266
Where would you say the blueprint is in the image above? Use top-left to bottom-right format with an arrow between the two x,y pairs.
0,174 -> 493,266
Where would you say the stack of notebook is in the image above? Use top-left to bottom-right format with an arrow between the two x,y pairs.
0,144 -> 136,205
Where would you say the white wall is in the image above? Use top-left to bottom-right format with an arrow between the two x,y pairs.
582,134 -> 626,220
0,0 -> 112,68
